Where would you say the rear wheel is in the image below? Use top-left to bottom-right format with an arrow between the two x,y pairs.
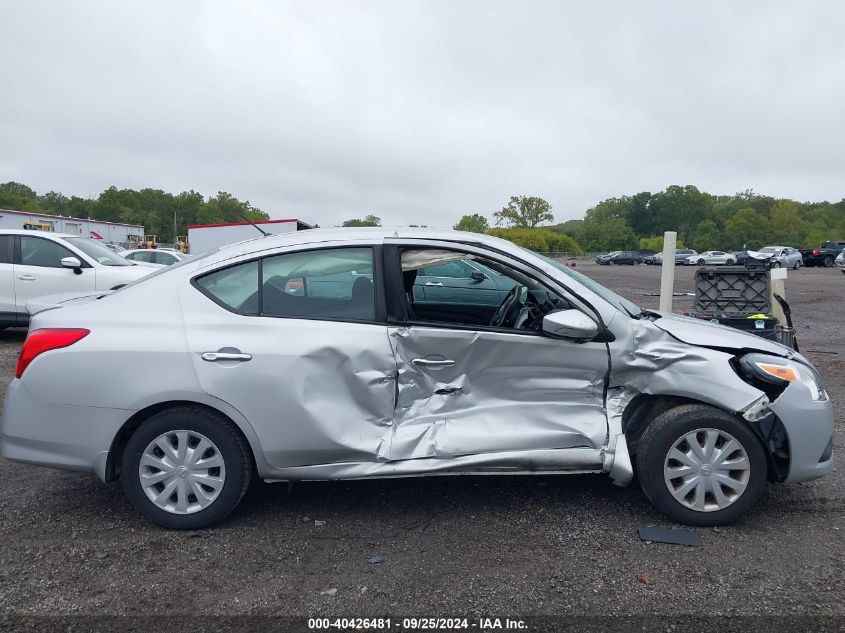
637,404 -> 767,526
823,256 -> 834,267
122,406 -> 252,529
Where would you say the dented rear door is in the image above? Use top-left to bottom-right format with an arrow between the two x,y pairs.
387,324 -> 609,461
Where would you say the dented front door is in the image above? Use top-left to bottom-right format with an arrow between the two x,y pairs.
387,325 -> 609,461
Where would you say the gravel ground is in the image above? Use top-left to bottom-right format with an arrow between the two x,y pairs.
0,263 -> 842,621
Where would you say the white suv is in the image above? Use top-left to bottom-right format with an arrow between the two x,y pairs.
0,230 -> 157,327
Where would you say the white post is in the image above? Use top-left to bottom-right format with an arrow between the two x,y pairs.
769,267 -> 788,325
659,231 -> 677,313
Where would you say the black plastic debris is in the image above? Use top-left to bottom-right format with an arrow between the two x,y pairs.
638,526 -> 700,546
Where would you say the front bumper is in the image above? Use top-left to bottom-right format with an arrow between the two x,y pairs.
768,381 -> 835,483
0,379 -> 133,481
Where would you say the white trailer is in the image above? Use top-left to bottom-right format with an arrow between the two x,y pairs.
0,208 -> 144,244
187,218 -> 312,253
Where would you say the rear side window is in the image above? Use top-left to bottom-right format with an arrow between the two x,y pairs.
196,260 -> 260,315
262,247 -> 374,320
194,247 -> 375,321
129,251 -> 155,263
0,235 -> 12,264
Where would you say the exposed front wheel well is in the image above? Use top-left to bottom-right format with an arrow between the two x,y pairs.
105,401 -> 255,482
621,393 -> 787,482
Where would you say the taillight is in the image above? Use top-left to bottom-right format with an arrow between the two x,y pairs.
813,249 -> 820,256
16,329 -> 90,379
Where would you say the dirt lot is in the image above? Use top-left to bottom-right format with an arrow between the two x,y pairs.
0,263 -> 842,622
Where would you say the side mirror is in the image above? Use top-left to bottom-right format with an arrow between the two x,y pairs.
542,309 -> 599,341
470,271 -> 487,282
61,256 -> 83,274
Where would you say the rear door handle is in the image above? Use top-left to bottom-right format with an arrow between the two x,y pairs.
17,275 -> 35,281
201,352 -> 252,362
412,358 -> 455,367
424,281 -> 443,287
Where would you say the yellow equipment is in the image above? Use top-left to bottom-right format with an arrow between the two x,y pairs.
23,222 -> 53,231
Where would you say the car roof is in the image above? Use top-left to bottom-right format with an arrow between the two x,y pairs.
205,227 -> 539,260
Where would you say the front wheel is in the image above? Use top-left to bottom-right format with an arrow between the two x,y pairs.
725,259 -> 735,265
771,260 -> 781,268
697,259 -> 705,266
637,404 -> 767,526
793,260 -> 801,270
122,406 -> 252,529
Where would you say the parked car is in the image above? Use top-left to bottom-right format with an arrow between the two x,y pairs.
123,249 -> 190,266
685,251 -> 735,266
1,229 -> 832,529
643,253 -> 662,265
836,248 -> 845,274
644,249 -> 697,265
798,241 -> 845,268
755,246 -> 802,269
411,258 -> 517,309
0,230 -> 157,327
596,251 -> 643,265
673,249 -> 698,265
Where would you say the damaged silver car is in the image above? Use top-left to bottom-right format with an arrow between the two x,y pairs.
1,229 -> 833,528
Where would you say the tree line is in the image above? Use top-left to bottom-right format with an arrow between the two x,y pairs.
3,180 -> 843,253
0,181 -> 269,242
455,186 -> 845,253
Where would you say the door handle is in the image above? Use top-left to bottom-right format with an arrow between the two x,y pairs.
17,275 -> 35,281
201,352 -> 252,362
412,358 -> 455,367
424,281 -> 443,287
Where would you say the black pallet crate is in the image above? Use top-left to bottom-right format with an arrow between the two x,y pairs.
694,266 -> 771,317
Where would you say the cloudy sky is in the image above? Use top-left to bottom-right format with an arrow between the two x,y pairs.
1,1 -> 844,228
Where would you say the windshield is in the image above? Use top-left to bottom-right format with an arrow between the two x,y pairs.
535,253 -> 643,317
758,247 -> 778,253
66,237 -> 132,266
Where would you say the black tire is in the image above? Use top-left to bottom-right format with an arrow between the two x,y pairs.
725,259 -> 735,265
122,406 -> 252,529
636,404 -> 767,526
793,260 -> 801,270
771,261 -> 781,268
823,256 -> 834,267
697,259 -> 705,266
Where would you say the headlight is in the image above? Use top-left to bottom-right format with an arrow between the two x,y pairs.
739,353 -> 827,401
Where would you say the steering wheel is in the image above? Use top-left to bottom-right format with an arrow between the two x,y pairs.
490,285 -> 528,328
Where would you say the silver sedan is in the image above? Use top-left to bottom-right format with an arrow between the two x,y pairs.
1,229 -> 833,528
756,246 -> 803,270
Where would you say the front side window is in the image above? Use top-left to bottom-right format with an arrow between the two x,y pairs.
19,236 -> 76,268
400,248 -> 571,332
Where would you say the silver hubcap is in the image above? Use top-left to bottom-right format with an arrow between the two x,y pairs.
664,428 -> 750,512
139,430 -> 226,514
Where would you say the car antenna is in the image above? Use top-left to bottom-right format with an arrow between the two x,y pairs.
240,214 -> 270,237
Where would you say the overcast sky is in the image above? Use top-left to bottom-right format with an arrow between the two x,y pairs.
1,1 -> 844,228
